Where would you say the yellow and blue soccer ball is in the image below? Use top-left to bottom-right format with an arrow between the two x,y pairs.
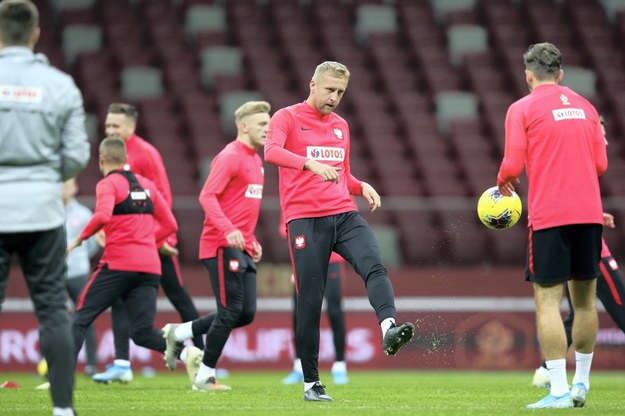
477,186 -> 522,230
37,358 -> 48,379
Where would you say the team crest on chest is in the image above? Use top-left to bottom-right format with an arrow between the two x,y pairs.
228,259 -> 240,272
294,235 -> 306,250
333,128 -> 343,140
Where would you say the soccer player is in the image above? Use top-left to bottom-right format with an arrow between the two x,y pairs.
278,215 -> 349,385
264,61 -> 414,402
497,43 -> 607,409
532,115 -> 625,389
0,1 -> 90,415
67,136 -> 191,381
162,101 -> 270,391
92,103 -> 202,383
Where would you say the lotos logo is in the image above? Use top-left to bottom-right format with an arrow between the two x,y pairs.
307,146 -> 345,161
0,85 -> 42,103
245,184 -> 263,199
552,108 -> 586,121
294,235 -> 306,249
228,259 -> 240,272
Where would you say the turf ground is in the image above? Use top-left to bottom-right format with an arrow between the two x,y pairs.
2,370 -> 624,415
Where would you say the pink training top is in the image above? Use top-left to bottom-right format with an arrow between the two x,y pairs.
264,101 -> 362,223
497,84 -> 607,230
198,140 -> 263,259
80,172 -> 177,275
125,134 -> 177,246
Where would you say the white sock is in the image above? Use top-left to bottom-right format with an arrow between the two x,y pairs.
537,365 -> 549,379
545,358 -> 568,397
195,363 -> 215,383
53,407 -> 74,416
179,346 -> 189,363
293,358 -> 303,373
304,381 -> 318,392
113,359 -> 130,368
380,317 -> 395,337
174,322 -> 194,342
572,351 -> 593,390
331,361 -> 346,373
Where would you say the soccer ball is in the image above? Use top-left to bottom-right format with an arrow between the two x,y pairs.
477,186 -> 522,230
37,358 -> 48,379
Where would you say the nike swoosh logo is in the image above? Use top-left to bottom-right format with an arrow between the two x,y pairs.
301,127 -> 312,131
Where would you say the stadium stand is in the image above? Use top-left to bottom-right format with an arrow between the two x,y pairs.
39,0 -> 625,265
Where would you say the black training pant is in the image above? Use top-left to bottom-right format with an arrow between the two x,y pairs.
66,275 -> 97,367
71,265 -> 165,360
199,248 -> 257,368
111,254 -> 202,360
287,211 -> 396,383
291,261 -> 346,362
0,227 -> 75,408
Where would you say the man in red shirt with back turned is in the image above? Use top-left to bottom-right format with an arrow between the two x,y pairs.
67,136 -> 178,377
92,103 -> 202,383
265,61 -> 414,402
497,43 -> 607,409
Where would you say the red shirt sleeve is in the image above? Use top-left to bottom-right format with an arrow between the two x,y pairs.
343,141 -> 363,195
79,178 -> 116,240
265,109 -> 309,170
150,186 -> 178,245
497,103 -> 527,185
592,116 -> 608,176
198,153 -> 239,237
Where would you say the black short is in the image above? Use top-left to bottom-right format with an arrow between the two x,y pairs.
526,224 -> 602,284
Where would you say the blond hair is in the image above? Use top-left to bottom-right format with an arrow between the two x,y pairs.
99,136 -> 127,165
312,61 -> 350,82
234,101 -> 271,125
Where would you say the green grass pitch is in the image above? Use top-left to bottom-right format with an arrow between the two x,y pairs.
2,370 -> 624,415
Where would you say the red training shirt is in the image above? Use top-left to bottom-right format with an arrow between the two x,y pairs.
125,133 -> 177,245
79,171 -> 178,274
264,101 -> 362,223
497,84 -> 607,230
199,140 -> 264,259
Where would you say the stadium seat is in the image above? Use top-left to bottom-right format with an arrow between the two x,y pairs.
199,46 -> 243,89
447,24 -> 488,68
120,66 -> 164,101
53,0 -> 96,12
184,4 -> 227,43
434,90 -> 479,135
560,66 -> 598,99
430,0 -> 477,23
354,4 -> 398,45
218,90 -> 264,137
61,24 -> 101,65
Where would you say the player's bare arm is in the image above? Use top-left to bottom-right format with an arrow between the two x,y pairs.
361,182 -> 381,212
304,159 -> 341,183
67,236 -> 83,256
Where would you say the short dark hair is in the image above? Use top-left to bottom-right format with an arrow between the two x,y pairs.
523,43 -> 562,81
0,0 -> 38,46
99,136 -> 127,165
107,103 -> 139,123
